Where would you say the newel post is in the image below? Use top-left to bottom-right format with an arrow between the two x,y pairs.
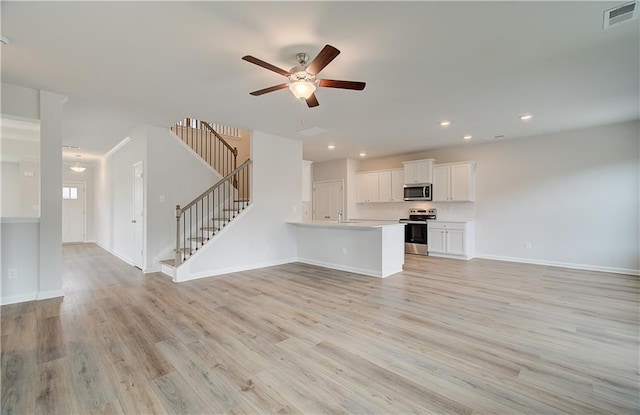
175,205 -> 182,266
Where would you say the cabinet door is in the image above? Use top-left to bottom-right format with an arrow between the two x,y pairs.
301,161 -> 312,202
391,170 -> 404,201
428,228 -> 446,253
415,160 -> 432,183
378,171 -> 392,202
403,163 -> 416,184
366,173 -> 380,202
450,163 -> 472,201
445,229 -> 465,255
356,174 -> 368,203
432,165 -> 450,202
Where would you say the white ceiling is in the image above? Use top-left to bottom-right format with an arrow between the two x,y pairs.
1,1 -> 638,162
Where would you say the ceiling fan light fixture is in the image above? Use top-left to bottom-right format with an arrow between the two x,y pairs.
289,80 -> 316,99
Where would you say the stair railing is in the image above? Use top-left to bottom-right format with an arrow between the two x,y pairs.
171,118 -> 238,177
175,159 -> 251,266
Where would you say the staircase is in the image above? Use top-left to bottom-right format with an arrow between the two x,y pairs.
161,119 -> 251,278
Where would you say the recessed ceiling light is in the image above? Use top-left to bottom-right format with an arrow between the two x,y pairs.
439,120 -> 451,127
359,152 -> 366,157
327,145 -> 335,150
463,135 -> 472,140
520,114 -> 533,121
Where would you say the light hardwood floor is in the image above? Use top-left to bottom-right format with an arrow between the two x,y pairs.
2,243 -> 638,414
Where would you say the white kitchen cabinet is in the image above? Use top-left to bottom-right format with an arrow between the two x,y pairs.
301,160 -> 313,202
403,159 -> 435,184
433,161 -> 476,202
356,169 -> 403,203
391,169 -> 404,202
378,169 -> 404,202
428,221 -> 474,259
356,172 -> 379,203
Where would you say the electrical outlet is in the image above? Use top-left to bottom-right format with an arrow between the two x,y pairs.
341,247 -> 347,256
525,242 -> 532,249
8,268 -> 18,279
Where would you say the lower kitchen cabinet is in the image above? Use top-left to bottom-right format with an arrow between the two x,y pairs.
428,221 -> 474,259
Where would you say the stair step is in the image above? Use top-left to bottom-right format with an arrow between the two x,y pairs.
188,237 -> 206,243
200,226 -> 219,232
160,259 -> 175,267
177,248 -> 192,254
235,199 -> 250,203
223,208 -> 239,212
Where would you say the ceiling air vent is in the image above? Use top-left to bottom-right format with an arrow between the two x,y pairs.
603,1 -> 639,29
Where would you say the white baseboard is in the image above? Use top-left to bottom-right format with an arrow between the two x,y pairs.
474,253 -> 640,276
38,289 -> 65,300
296,258 -> 387,278
1,292 -> 38,305
176,257 -> 297,282
1,289 -> 64,306
94,241 -> 135,266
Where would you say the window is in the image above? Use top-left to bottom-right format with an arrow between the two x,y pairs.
62,186 -> 78,200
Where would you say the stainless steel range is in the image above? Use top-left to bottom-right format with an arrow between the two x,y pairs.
399,208 -> 437,255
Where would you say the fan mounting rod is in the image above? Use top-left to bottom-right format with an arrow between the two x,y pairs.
295,53 -> 310,66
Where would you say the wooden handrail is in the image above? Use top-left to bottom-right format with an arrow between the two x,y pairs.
172,118 -> 238,177
175,159 -> 251,266
200,121 -> 238,157
180,159 -> 251,214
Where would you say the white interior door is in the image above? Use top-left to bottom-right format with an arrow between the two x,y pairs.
133,162 -> 144,269
62,182 -> 85,243
312,180 -> 344,221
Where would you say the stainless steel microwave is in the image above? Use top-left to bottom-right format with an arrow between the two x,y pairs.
403,183 -> 432,201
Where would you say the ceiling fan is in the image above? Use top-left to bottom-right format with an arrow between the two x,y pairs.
242,44 -> 366,108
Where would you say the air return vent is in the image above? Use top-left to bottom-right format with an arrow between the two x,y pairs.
603,1 -> 638,29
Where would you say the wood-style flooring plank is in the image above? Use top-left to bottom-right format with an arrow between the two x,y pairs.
1,243 -> 638,414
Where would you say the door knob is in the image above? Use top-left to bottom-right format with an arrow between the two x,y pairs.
132,220 -> 137,223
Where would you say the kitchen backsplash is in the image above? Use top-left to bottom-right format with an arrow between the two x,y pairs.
351,201 -> 475,221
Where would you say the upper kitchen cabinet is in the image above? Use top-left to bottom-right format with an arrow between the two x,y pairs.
433,161 -> 476,202
356,172 -> 379,203
302,160 -> 313,202
378,169 -> 404,202
403,159 -> 435,184
356,169 -> 404,203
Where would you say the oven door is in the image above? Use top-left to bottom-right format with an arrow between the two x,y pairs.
403,221 -> 428,255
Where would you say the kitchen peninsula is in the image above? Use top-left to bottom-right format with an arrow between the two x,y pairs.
288,221 -> 405,278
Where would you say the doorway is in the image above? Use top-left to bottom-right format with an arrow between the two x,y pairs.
133,162 -> 144,269
62,182 -> 86,243
312,180 -> 344,221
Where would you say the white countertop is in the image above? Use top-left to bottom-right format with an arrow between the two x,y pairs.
288,220 -> 405,230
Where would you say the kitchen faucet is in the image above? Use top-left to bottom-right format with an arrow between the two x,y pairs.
337,212 -> 343,223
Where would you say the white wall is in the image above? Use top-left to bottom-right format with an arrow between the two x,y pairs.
1,220 -> 40,304
0,85 -> 66,304
1,84 -> 40,119
350,121 -> 640,274
94,125 -> 219,271
145,125 -> 219,271
38,90 -> 66,296
176,131 -> 302,281
94,127 -> 146,264
1,162 -> 21,216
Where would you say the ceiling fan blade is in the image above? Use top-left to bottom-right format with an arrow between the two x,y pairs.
242,55 -> 291,77
306,93 -> 319,108
318,79 -> 366,90
249,83 -> 289,96
306,45 -> 340,75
